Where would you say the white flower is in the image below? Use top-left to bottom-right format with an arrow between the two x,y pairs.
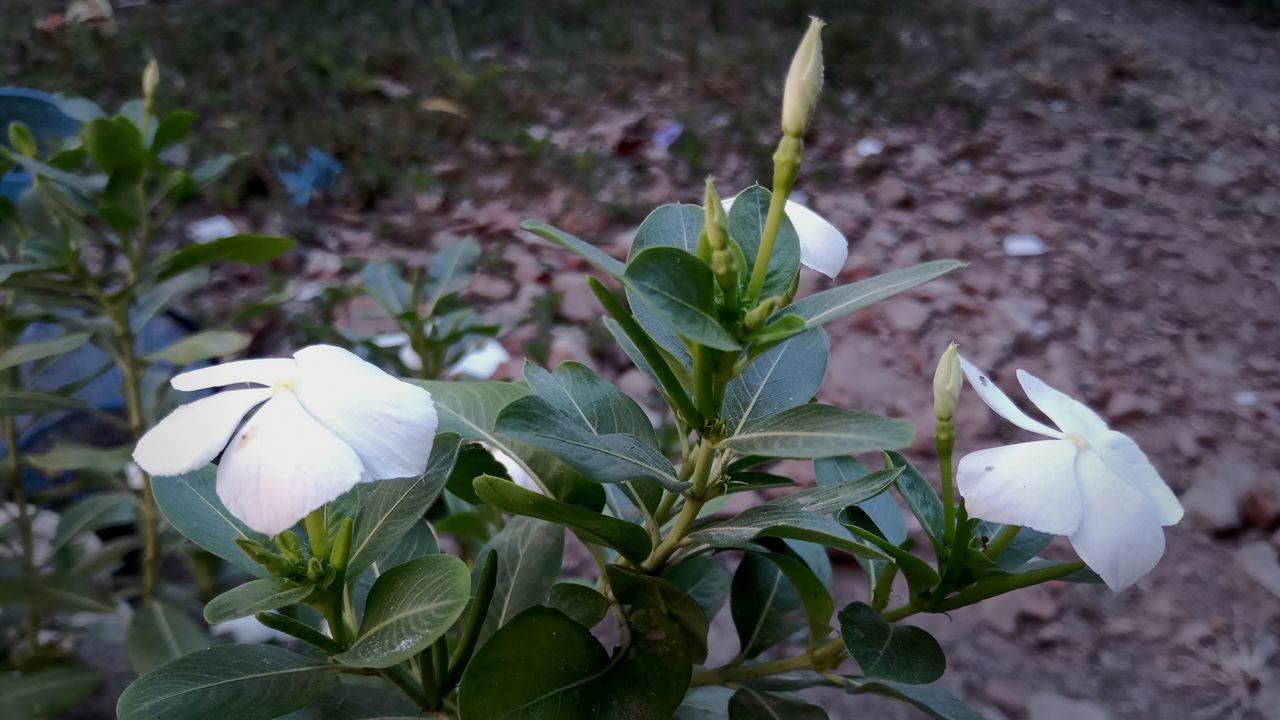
721,196 -> 847,278
955,356 -> 1183,591
134,345 -> 438,536
448,339 -> 511,379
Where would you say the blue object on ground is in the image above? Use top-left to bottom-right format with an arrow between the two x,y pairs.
273,146 -> 343,206
0,87 -> 89,200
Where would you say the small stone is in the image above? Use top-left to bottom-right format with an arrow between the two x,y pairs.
873,178 -> 912,208
1182,458 -> 1259,531
1234,541 -> 1280,599
882,298 -> 931,333
1003,233 -> 1046,256
470,275 -> 513,301
929,201 -> 966,226
1240,489 -> 1280,530
1027,692 -> 1114,720
855,137 -> 884,157
552,273 -> 599,323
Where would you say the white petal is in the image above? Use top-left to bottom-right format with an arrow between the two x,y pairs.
720,196 -> 848,278
1015,369 -> 1110,438
1069,450 -> 1167,591
958,356 -> 1062,438
956,440 -> 1083,535
448,339 -> 510,379
216,393 -> 365,536
171,358 -> 297,392
783,200 -> 847,278
292,345 -> 438,480
133,389 -> 271,476
1090,431 -> 1183,526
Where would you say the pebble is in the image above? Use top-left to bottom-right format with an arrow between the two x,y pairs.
1027,692 -> 1114,720
1003,233 -> 1047,256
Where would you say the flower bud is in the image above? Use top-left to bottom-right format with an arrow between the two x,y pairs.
933,341 -> 963,420
781,17 -> 825,138
703,177 -> 729,252
142,59 -> 159,101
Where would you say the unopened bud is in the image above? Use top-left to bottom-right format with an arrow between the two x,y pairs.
274,531 -> 304,563
933,342 -> 963,420
703,178 -> 729,252
142,60 -> 159,101
781,17 -> 825,138
744,296 -> 781,331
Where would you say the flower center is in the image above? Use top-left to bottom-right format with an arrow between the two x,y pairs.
1065,432 -> 1089,449
272,377 -> 300,394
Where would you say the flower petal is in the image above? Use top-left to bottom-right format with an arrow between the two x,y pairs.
1015,369 -> 1110,438
133,389 -> 271,476
171,358 -> 297,392
1069,450 -> 1167,591
1091,431 -> 1183,526
784,200 -> 847,278
956,440 -> 1083,535
292,345 -> 438,480
216,393 -> 365,536
958,356 -> 1062,438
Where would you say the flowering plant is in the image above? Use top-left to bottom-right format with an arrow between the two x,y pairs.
111,18 -> 1182,720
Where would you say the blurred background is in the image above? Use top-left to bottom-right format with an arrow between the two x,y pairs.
3,0 -> 1279,717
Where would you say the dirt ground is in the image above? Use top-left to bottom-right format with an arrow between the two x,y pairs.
19,0 -> 1279,716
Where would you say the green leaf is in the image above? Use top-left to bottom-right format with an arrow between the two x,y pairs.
145,329 -> 250,364
722,404 -> 914,459
728,687 -> 828,720
731,553 -> 806,659
677,687 -> 733,720
984,523 -> 1054,570
761,552 -> 834,651
524,361 -> 658,447
726,186 -> 802,299
152,111 -> 195,152
474,515 -> 563,642
336,554 -> 470,667
152,465 -> 273,578
445,443 -> 506,504
7,121 -> 37,155
27,441 -> 133,476
204,578 -> 315,624
346,432 -> 460,574
786,261 -> 965,329
545,582 -> 611,628
522,220 -> 623,279
134,267 -> 210,329
117,644 -> 337,720
84,116 -> 145,176
690,469 -> 903,562
884,451 -> 945,557
413,378 -> 529,444
607,565 -> 710,664
51,492 -> 135,553
817,457 -> 907,544
0,665 -> 101,720
425,238 -> 482,308
4,151 -> 103,193
127,599 -> 211,675
458,606 -> 609,719
0,331 -> 91,371
361,261 -> 411,315
458,606 -> 691,720
0,575 -> 114,612
663,555 -> 731,620
839,602 -> 945,684
843,679 -> 983,720
630,203 -> 703,256
625,247 -> 740,351
0,390 -> 119,421
155,234 -> 295,280
747,313 -> 806,346
474,475 -> 651,563
496,396 -> 687,492
723,329 -> 827,437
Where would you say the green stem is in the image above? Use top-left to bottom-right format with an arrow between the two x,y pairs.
744,136 -> 802,307
431,636 -> 449,697
934,561 -> 1086,612
692,345 -> 716,420
985,524 -> 1020,560
642,442 -> 715,572
880,603 -> 920,623
3,410 -> 40,658
691,637 -> 845,687
254,612 -> 343,654
384,663 -> 434,710
937,419 -> 956,550
446,549 -> 497,691
115,320 -> 160,600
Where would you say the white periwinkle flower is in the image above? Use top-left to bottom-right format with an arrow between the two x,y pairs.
955,355 -> 1183,592
134,345 -> 437,536
721,196 -> 847,278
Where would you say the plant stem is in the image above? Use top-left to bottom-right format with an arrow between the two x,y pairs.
2,410 -> 40,658
642,441 -> 714,572
384,663 -> 434,710
985,524 -> 1020,560
692,344 -> 716,421
691,637 -> 845,687
744,136 -> 802,307
114,318 -> 161,600
936,419 -> 956,550
880,602 -> 920,623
